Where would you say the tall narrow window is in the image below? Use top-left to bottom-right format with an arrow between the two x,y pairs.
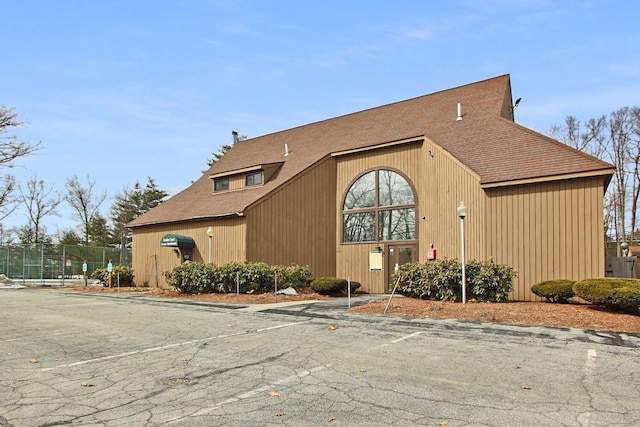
342,169 -> 416,243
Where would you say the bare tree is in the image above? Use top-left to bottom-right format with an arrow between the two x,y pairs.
19,175 -> 62,243
548,115 -> 607,157
0,106 -> 41,166
64,175 -> 107,245
606,107 -> 634,248
0,175 -> 17,221
0,106 -> 41,220
628,107 -> 640,243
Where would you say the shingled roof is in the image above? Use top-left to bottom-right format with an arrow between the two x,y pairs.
129,74 -> 613,227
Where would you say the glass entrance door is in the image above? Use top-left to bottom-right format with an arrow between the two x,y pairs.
386,244 -> 416,292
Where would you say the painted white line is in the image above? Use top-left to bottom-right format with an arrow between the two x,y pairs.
168,364 -> 332,422
391,331 -> 423,343
0,338 -> 22,343
579,349 -> 598,426
584,349 -> 597,374
257,321 -> 309,332
41,321 -> 308,371
376,331 -> 424,349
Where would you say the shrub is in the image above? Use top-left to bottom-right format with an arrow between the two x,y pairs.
273,264 -> 313,290
531,280 -> 576,303
394,258 -> 516,303
393,262 -> 430,299
163,262 -> 216,294
213,261 -> 260,293
573,278 -> 640,313
164,261 -> 315,295
92,265 -> 134,287
348,281 -> 361,293
465,259 -> 516,302
310,277 -> 348,295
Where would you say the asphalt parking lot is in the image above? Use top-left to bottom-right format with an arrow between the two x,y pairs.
1,288 -> 639,426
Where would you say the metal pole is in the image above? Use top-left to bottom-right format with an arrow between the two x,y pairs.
208,236 -> 212,263
384,275 -> 402,314
40,243 -> 44,286
62,246 -> 66,287
461,216 -> 466,304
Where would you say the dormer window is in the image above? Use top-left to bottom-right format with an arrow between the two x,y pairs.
214,177 -> 229,192
246,171 -> 262,186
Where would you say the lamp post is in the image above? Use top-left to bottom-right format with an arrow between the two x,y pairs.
457,202 -> 468,304
206,226 -> 214,263
621,241 -> 629,257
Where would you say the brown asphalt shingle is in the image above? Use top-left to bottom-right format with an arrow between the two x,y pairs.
129,74 -> 613,227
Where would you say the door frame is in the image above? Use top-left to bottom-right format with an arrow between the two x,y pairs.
385,243 -> 418,292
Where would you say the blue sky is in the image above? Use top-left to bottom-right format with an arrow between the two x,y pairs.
2,0 -> 639,239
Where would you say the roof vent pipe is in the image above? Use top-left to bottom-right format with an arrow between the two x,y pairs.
232,130 -> 239,144
284,143 -> 289,156
456,103 -> 463,121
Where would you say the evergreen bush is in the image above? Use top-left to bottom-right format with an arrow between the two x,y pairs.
310,277 -> 348,295
348,281 -> 361,293
573,278 -> 640,313
531,280 -> 576,303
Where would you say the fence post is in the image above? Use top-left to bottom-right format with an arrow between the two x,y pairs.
62,246 -> 66,286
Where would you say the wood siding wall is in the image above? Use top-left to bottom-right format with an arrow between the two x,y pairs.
336,140 -> 485,293
245,157 -> 337,277
229,175 -> 245,190
131,217 -> 246,288
485,177 -> 606,300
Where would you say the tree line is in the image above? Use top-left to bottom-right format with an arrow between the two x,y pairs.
547,106 -> 640,252
0,105 -> 167,247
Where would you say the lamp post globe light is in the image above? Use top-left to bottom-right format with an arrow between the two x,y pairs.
206,226 -> 214,263
457,202 -> 468,304
620,241 -> 629,257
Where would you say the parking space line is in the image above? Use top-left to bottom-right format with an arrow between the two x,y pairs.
41,320 -> 309,371
167,364 -> 332,422
376,331 -> 423,349
584,349 -> 597,374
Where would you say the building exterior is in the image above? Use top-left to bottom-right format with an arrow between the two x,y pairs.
128,75 -> 614,300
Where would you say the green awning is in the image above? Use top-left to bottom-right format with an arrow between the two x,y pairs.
160,234 -> 196,248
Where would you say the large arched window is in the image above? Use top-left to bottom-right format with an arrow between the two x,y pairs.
342,169 -> 416,243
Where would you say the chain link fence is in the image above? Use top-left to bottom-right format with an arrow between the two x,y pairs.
0,244 -> 132,285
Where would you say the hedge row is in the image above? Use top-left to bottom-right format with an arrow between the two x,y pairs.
163,261 -> 313,294
393,258 -> 516,302
573,278 -> 640,313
